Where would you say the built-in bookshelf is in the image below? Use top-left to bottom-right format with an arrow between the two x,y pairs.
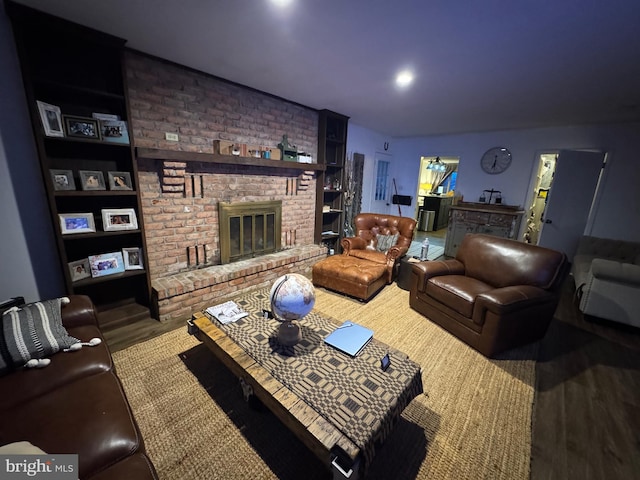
315,110 -> 349,254
7,2 -> 151,323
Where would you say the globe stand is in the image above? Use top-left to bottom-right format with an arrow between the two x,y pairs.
278,320 -> 302,346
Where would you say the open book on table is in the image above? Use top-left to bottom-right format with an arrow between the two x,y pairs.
205,300 -> 249,325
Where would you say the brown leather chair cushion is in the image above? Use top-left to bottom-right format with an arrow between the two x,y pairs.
312,255 -> 388,301
0,324 -> 113,410
349,249 -> 387,264
428,275 -> 494,318
0,371 -> 143,479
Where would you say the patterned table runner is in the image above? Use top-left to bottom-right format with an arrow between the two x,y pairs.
208,288 -> 423,468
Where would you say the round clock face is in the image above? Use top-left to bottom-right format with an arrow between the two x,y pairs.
481,147 -> 512,174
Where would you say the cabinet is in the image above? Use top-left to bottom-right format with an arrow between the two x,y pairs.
420,195 -> 453,231
7,3 -> 151,322
315,110 -> 349,254
444,204 -> 524,257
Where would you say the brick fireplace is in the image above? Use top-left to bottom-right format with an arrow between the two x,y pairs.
136,153 -> 326,322
218,200 -> 282,264
125,51 -> 327,322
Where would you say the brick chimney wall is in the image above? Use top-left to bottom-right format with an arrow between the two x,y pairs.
123,52 -> 326,321
125,52 -> 318,155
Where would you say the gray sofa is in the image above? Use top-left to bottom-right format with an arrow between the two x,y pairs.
572,235 -> 640,328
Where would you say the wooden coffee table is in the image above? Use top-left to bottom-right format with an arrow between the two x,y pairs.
190,292 -> 422,478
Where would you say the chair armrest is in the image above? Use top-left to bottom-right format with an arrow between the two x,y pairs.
475,285 -> 554,315
411,259 -> 465,292
341,236 -> 367,255
62,295 -> 99,329
590,259 -> 640,286
386,245 -> 408,261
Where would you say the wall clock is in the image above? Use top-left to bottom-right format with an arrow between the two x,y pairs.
481,147 -> 512,174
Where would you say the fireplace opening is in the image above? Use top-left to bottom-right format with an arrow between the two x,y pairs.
219,201 -> 282,264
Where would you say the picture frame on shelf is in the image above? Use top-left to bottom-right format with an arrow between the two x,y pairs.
36,100 -> 64,137
63,115 -> 101,140
68,258 -> 91,282
50,169 -> 76,191
79,170 -> 106,191
108,171 -> 133,191
122,247 -> 144,270
92,112 -> 120,122
102,208 -> 138,231
100,120 -> 129,144
59,213 -> 96,235
88,252 -> 125,278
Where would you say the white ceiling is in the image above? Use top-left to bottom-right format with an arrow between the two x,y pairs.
10,0 -> 640,137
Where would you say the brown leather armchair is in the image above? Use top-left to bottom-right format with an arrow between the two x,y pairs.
409,233 -> 569,357
312,213 -> 416,301
341,213 -> 417,282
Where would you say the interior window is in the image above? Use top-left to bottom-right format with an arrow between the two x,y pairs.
375,160 -> 389,201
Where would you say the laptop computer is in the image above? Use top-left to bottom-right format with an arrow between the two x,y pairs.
324,321 -> 374,357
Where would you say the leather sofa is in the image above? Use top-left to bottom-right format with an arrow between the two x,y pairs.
409,233 -> 569,357
572,235 -> 640,328
313,213 -> 416,300
0,295 -> 158,480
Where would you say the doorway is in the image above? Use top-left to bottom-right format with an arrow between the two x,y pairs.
412,156 -> 459,254
523,153 -> 557,245
524,150 -> 605,259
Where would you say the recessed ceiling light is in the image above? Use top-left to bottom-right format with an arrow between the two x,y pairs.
395,70 -> 414,88
270,0 -> 293,7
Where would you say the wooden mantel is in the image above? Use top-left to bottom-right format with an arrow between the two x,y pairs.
136,147 -> 325,171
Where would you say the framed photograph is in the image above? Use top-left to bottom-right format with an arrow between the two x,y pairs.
50,169 -> 76,191
108,171 -> 133,191
100,120 -> 129,144
79,170 -> 106,191
59,213 -> 96,235
68,259 -> 91,282
92,112 -> 120,121
88,252 -> 125,278
63,115 -> 101,140
122,247 -> 144,270
102,208 -> 138,231
36,101 -> 64,137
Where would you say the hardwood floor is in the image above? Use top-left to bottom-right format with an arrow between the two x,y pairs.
531,280 -> 640,479
102,257 -> 640,479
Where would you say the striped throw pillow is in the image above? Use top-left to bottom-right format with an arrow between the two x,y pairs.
0,298 -> 79,375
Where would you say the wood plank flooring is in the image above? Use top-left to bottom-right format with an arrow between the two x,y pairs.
531,280 -> 640,480
102,260 -> 640,480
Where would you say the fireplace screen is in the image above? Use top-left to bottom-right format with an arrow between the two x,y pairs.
219,201 -> 282,264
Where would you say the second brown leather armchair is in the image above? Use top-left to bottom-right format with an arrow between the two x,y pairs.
409,233 -> 569,357
342,213 -> 417,282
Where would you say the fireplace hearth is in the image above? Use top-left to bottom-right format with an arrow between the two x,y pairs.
219,200 -> 282,264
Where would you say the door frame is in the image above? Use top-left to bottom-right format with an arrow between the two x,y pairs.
538,148 -> 608,260
583,150 -> 611,235
524,149 -> 610,241
371,151 -> 392,214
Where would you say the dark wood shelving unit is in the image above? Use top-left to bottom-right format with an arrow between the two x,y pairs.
315,110 -> 349,253
7,1 -> 152,324
54,190 -> 138,197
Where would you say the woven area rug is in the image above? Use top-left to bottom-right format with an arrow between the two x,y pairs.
113,283 -> 537,479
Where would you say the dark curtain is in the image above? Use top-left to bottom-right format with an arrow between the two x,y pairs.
345,152 -> 364,235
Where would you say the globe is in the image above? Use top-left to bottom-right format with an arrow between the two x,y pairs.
269,274 -> 316,346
